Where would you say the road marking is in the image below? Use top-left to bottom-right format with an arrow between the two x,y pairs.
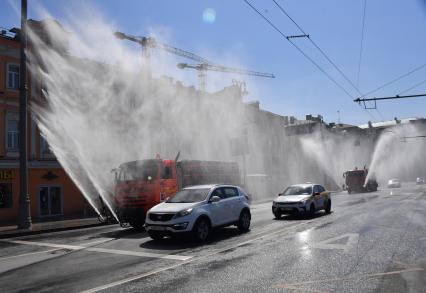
80,220 -> 314,293
274,267 -> 424,288
2,240 -> 191,261
310,233 -> 359,253
8,240 -> 86,250
276,285 -> 332,293
0,248 -> 61,261
79,238 -> 115,246
85,247 -> 191,260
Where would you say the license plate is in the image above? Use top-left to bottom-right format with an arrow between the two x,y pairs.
150,226 -> 166,231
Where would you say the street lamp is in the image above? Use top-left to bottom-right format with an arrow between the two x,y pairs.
18,0 -> 32,230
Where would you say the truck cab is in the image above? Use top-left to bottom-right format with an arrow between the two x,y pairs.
113,159 -> 179,228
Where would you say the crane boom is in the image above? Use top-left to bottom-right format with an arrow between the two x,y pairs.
115,31 -> 275,92
114,31 -> 213,64
177,63 -> 275,92
153,42 -> 213,64
201,63 -> 275,78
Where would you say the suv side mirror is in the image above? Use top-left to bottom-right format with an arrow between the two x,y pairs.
209,195 -> 221,203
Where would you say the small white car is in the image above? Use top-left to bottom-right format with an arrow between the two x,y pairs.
387,179 -> 401,188
272,183 -> 331,218
145,184 -> 251,242
416,177 -> 425,185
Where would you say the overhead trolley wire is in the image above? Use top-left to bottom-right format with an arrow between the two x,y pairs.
242,0 -> 378,121
352,0 -> 384,120
356,0 -> 368,88
272,0 -> 364,98
243,0 -> 354,99
271,0 -> 384,121
361,63 -> 426,98
397,78 -> 426,95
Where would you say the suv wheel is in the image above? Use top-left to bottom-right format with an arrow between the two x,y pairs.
325,199 -> 331,214
309,204 -> 315,218
238,210 -> 251,232
273,211 -> 282,219
193,218 -> 210,242
148,231 -> 164,241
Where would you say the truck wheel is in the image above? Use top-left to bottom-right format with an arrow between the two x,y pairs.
192,218 -> 210,242
237,210 -> 251,232
325,199 -> 331,214
347,189 -> 352,194
148,231 -> 164,241
129,219 -> 145,230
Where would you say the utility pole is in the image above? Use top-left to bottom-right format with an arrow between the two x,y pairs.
18,0 -> 32,230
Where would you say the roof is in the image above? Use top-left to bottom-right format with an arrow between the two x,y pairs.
358,117 -> 423,129
183,184 -> 241,189
290,183 -> 317,187
183,184 -> 220,189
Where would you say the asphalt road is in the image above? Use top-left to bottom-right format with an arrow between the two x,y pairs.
1,183 -> 425,293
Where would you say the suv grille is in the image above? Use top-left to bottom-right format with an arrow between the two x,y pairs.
149,213 -> 175,222
279,202 -> 299,206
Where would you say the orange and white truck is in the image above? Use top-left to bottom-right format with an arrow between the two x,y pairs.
343,168 -> 378,194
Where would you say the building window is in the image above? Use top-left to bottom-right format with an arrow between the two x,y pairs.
40,136 -> 53,155
7,64 -> 20,90
7,119 -> 19,150
0,183 -> 13,208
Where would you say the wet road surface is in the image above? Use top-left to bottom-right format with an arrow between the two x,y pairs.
1,182 -> 425,292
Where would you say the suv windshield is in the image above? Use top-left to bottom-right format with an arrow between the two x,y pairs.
167,188 -> 210,203
281,186 -> 312,196
117,160 -> 159,182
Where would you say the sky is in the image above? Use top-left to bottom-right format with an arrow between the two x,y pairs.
1,0 -> 425,125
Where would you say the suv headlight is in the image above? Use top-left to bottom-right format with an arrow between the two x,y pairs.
299,199 -> 308,204
175,208 -> 193,218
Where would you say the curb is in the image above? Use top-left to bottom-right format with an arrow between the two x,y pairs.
0,222 -> 108,239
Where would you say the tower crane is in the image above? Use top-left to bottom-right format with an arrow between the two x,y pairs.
177,63 -> 275,92
114,31 -> 213,66
114,31 -> 275,91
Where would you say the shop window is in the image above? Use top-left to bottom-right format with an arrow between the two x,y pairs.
0,183 -> 13,208
7,119 -> 19,150
7,64 -> 19,90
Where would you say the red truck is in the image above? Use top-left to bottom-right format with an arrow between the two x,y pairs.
343,168 -> 378,194
113,155 -> 241,228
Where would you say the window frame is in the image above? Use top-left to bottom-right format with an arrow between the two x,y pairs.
221,187 -> 239,198
40,135 -> 54,158
6,63 -> 20,91
5,112 -> 19,152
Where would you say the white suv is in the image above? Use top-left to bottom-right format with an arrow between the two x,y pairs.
145,184 -> 251,242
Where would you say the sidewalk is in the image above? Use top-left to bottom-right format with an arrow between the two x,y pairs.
0,217 -> 105,239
